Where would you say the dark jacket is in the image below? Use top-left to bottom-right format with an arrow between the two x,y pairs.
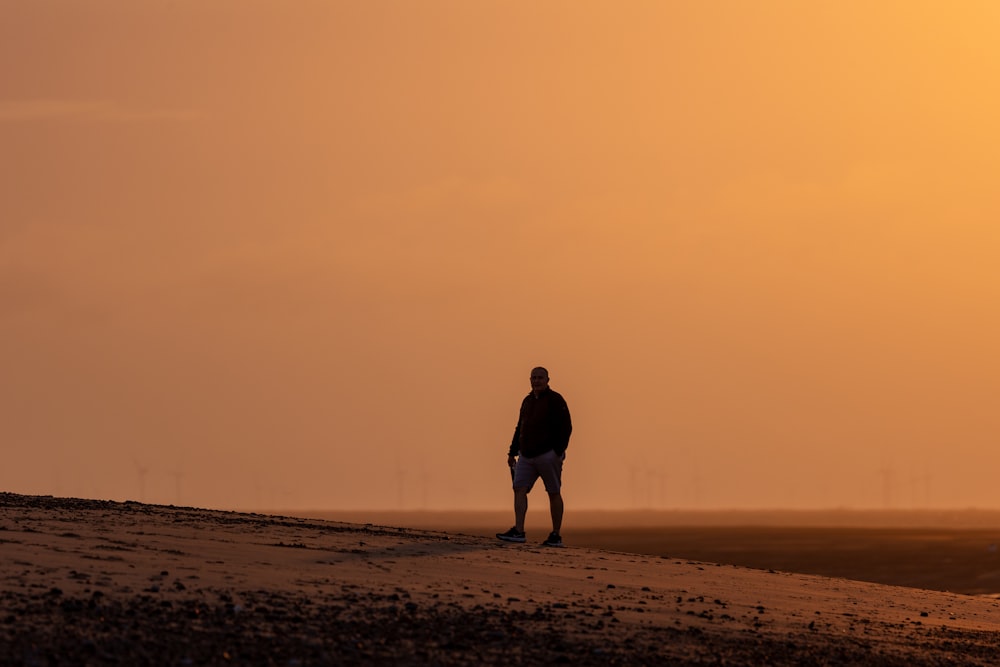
508,388 -> 572,459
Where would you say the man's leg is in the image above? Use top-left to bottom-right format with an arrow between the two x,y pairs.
547,491 -> 563,535
514,488 -> 529,532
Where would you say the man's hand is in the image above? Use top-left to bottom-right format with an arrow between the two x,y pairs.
507,455 -> 517,468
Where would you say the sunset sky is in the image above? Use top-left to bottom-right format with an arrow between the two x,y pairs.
3,1 -> 999,512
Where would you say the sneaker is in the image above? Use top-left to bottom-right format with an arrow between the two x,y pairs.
496,527 -> 526,543
542,532 -> 564,547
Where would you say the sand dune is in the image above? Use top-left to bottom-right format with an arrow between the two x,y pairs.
3,493 -> 1000,665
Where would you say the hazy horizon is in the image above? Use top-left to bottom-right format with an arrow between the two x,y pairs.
4,2 -> 999,512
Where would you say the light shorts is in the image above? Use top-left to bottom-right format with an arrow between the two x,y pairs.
513,449 -> 565,494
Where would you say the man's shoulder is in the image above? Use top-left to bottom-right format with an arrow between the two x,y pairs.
542,388 -> 568,405
521,388 -> 568,403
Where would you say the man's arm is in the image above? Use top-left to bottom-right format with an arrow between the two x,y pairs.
555,397 -> 572,455
508,423 -> 520,467
508,397 -> 526,461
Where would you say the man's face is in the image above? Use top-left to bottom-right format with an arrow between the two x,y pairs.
530,369 -> 549,393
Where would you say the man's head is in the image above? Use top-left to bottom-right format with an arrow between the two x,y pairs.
529,367 -> 550,394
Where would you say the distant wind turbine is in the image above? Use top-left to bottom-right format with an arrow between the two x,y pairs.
877,464 -> 894,509
133,460 -> 148,503
169,468 -> 184,506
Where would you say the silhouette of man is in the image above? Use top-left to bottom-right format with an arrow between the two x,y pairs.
497,367 -> 572,547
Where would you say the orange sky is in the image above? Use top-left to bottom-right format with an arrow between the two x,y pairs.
2,1 -> 999,511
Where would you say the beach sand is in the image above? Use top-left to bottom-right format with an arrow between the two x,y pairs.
3,494 -> 1000,665
312,510 -> 1000,596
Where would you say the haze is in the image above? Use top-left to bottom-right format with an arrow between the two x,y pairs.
3,2 -> 999,512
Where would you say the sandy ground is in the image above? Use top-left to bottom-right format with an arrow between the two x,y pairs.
306,510 -> 1000,596
3,494 -> 1000,665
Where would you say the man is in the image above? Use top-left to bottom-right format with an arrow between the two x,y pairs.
496,366 -> 573,547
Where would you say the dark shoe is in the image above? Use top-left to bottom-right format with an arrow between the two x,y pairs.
496,527 -> 526,543
543,532 -> 564,547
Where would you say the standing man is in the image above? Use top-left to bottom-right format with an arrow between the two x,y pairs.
497,366 -> 573,547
